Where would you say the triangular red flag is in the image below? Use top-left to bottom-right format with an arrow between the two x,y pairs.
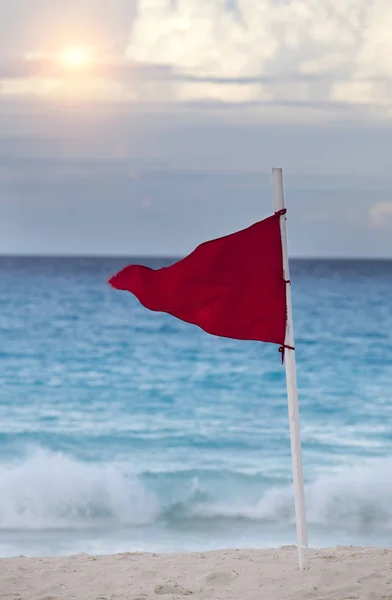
109,212 -> 287,346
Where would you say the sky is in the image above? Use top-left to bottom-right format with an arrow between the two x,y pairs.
1,0 -> 392,257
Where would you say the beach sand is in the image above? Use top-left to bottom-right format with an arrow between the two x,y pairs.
1,546 -> 391,600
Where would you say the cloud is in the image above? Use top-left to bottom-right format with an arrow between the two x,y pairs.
0,54 -> 356,113
128,0 -> 357,78
2,0 -> 392,117
125,0 -> 392,111
0,55 -> 178,104
369,202 -> 392,227
0,55 -> 174,82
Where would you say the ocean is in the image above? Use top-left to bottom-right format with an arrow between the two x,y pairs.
0,257 -> 391,558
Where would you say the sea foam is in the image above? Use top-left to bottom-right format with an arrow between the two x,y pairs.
1,448 -> 392,537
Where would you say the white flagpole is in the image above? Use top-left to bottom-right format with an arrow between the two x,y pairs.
272,167 -> 310,571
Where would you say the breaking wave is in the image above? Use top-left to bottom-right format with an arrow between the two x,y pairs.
1,448 -> 392,536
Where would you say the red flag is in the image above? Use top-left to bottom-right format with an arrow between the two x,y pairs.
109,212 -> 287,348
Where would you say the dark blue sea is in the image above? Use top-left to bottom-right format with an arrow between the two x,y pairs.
0,257 -> 392,557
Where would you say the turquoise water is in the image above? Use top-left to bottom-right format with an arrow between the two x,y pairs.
0,257 -> 392,557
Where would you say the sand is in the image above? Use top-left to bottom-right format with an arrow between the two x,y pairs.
1,546 -> 391,600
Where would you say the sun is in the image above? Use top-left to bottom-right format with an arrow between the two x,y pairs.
60,47 -> 93,69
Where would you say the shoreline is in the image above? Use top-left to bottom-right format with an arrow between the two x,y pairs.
1,546 -> 391,600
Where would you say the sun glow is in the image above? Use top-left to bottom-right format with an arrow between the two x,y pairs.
60,47 -> 93,69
